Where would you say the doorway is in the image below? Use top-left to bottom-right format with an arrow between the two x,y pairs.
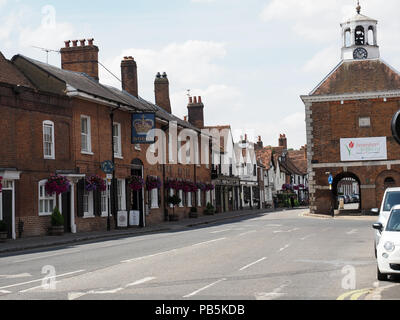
2,190 -> 12,239
62,191 -> 72,233
131,159 -> 144,228
332,172 -> 361,211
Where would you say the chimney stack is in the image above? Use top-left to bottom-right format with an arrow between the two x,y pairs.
279,134 -> 288,150
61,38 -> 99,81
256,136 -> 264,150
121,56 -> 138,97
187,96 -> 204,128
154,72 -> 171,113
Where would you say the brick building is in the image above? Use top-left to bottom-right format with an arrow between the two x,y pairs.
301,5 -> 400,215
1,38 -> 213,239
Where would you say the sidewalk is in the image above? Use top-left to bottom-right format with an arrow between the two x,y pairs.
0,207 -> 284,255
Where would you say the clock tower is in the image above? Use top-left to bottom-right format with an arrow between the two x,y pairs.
341,2 -> 380,60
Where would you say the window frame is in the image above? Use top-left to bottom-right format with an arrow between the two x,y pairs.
38,180 -> 57,216
113,122 -> 123,158
43,120 -> 55,160
81,115 -> 93,155
83,189 -> 94,218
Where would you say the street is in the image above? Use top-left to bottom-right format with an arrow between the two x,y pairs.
0,209 -> 398,300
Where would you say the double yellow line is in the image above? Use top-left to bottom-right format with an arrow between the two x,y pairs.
337,288 -> 374,300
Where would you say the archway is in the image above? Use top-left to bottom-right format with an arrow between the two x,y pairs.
332,172 -> 361,211
375,170 -> 400,210
131,159 -> 145,227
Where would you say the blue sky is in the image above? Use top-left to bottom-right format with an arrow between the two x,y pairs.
2,0 -> 400,149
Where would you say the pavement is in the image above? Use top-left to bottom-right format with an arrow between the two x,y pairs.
0,207 -> 291,255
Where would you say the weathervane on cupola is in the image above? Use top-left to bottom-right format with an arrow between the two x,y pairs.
340,0 -> 380,61
356,0 -> 361,14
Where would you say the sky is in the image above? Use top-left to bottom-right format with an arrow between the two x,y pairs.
1,0 -> 400,149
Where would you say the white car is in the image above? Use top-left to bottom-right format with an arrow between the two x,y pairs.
372,187 -> 400,257
373,204 -> 400,281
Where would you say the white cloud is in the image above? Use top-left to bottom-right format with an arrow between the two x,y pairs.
302,46 -> 339,74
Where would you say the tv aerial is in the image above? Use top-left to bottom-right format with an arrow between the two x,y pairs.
31,46 -> 60,64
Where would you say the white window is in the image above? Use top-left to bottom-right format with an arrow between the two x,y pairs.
197,190 -> 202,207
43,121 -> 55,159
150,188 -> 159,209
39,180 -> 56,216
101,181 -> 108,217
187,192 -> 192,208
117,179 -> 126,211
83,190 -> 94,218
81,115 -> 92,154
113,123 -> 122,158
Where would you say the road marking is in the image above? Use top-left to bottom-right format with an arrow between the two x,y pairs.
337,288 -> 372,300
278,244 -> 290,252
68,292 -> 87,300
191,238 -> 226,247
126,277 -> 156,288
239,257 -> 267,271
274,228 -> 299,234
183,278 -> 227,298
347,229 -> 358,235
238,230 -> 257,237
0,273 -> 32,279
12,249 -> 81,263
210,229 -> 232,234
0,290 -> 11,294
350,289 -> 373,300
300,234 -> 315,241
0,269 -> 85,291
122,238 -> 226,263
16,270 -> 86,293
255,283 -> 289,300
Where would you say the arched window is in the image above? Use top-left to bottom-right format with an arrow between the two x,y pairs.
368,26 -> 374,45
344,29 -> 351,47
355,26 -> 365,45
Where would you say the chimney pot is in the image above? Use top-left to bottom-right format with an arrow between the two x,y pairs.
72,40 -> 78,47
80,39 -> 86,46
162,72 -> 167,78
64,40 -> 71,48
87,38 -> 94,45
194,97 -> 198,104
189,97 -> 193,104
156,72 -> 161,78
198,96 -> 202,103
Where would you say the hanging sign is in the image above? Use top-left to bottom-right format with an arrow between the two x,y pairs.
132,113 -> 156,144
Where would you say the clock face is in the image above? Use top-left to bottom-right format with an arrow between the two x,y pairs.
353,47 -> 368,60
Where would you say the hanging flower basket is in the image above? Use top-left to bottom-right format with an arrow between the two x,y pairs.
205,183 -> 215,191
197,182 -> 207,192
165,179 -> 179,190
181,181 -> 192,193
45,175 -> 71,196
186,181 -> 198,193
146,176 -> 162,191
128,175 -> 145,191
85,175 -> 107,192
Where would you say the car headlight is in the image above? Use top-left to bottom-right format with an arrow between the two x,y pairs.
384,241 -> 395,252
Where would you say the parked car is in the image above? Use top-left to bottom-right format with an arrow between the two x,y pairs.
372,188 -> 400,258
344,195 -> 351,204
373,204 -> 400,281
351,194 -> 360,203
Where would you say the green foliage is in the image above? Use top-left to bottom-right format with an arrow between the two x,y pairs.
167,195 -> 182,207
204,202 -> 216,215
0,220 -> 7,232
294,199 -> 300,207
51,207 -> 64,227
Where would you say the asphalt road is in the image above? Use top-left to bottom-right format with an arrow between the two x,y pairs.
0,209 -> 398,300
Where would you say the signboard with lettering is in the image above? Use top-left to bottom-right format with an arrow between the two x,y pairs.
131,113 -> 156,144
340,137 -> 387,162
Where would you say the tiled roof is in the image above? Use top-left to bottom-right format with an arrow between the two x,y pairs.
256,148 -> 273,170
0,52 -> 34,88
312,59 -> 400,96
12,54 -> 201,132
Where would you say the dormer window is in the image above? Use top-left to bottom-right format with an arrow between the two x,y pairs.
355,26 -> 365,45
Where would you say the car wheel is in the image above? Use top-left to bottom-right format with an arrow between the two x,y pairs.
374,243 -> 377,258
377,267 -> 388,281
